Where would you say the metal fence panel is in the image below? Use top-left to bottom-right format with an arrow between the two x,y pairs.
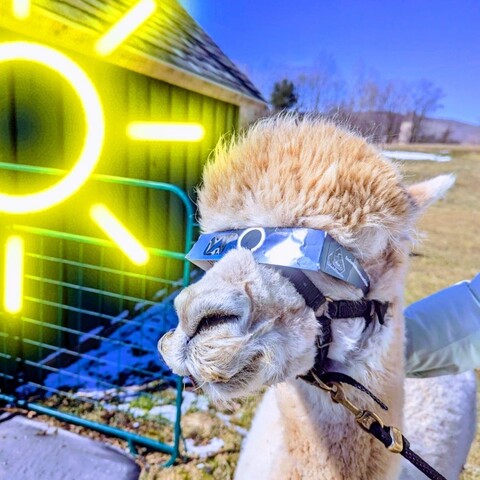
0,168 -> 195,464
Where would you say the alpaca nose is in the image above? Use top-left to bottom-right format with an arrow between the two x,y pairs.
191,313 -> 239,339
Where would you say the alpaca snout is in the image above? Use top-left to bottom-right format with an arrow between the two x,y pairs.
157,328 -> 190,376
186,333 -> 257,385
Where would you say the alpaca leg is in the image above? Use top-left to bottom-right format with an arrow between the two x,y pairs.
235,388 -> 284,480
401,371 -> 477,480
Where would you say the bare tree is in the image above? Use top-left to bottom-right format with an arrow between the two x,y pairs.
351,71 -> 410,142
352,69 -> 382,111
268,55 -> 446,144
295,55 -> 347,113
408,80 -> 444,143
379,81 -> 410,142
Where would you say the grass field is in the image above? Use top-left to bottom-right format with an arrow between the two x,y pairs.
393,145 -> 480,479
33,145 -> 480,479
395,145 -> 480,304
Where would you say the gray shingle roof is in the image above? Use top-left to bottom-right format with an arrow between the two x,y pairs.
37,0 -> 265,104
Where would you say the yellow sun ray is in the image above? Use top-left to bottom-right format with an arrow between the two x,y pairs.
95,0 -> 157,57
1,1 -> 209,314
4,236 -> 24,314
90,204 -> 149,265
127,122 -> 205,141
0,42 -> 105,215
12,0 -> 30,20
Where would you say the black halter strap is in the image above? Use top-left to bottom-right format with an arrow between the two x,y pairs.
278,266 -> 388,325
277,267 -> 326,312
298,299 -> 388,385
277,267 -> 446,480
278,266 -> 388,377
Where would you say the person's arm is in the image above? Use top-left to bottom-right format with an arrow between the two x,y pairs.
405,273 -> 480,378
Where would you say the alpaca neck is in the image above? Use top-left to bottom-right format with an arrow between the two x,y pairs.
274,294 -> 405,479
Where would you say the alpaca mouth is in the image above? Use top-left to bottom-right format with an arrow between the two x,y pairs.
212,353 -> 263,389
188,352 -> 263,394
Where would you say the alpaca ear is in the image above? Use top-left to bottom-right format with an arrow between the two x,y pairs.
407,174 -> 455,213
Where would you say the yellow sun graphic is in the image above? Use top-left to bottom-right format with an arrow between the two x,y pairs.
3,0 -> 205,314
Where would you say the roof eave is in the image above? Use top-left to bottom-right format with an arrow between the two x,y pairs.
0,5 -> 267,109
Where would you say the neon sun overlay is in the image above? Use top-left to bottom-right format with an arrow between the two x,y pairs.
3,0 -> 205,313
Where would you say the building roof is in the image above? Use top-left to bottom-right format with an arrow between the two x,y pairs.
0,0 -> 266,108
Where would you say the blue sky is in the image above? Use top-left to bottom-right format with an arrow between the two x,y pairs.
180,0 -> 480,124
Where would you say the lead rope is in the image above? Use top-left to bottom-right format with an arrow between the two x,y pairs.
278,267 -> 446,479
306,371 -> 447,480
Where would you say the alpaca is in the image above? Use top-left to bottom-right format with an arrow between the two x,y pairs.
159,116 -> 476,479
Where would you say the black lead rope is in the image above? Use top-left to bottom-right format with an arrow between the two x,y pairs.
368,420 -> 447,480
306,371 -> 447,480
279,267 -> 446,480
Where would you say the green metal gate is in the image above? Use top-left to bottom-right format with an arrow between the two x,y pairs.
0,163 -> 195,465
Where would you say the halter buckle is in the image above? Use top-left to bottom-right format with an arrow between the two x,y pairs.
310,371 -> 335,392
355,410 -> 384,431
387,426 -> 404,453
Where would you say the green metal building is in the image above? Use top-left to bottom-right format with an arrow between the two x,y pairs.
0,0 -> 266,462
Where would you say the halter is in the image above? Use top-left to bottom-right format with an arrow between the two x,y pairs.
278,263 -> 445,480
277,266 -> 388,377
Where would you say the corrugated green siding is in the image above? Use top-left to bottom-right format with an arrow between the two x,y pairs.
0,27 -> 238,249
0,28 -> 238,367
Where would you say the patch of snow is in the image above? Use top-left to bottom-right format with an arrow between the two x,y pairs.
110,310 -> 130,325
116,404 -> 147,418
153,288 -> 168,300
100,404 -> 113,412
134,302 -> 147,312
185,437 -> 224,458
216,412 -> 248,437
180,390 -> 210,413
77,384 -> 147,401
195,395 -> 209,412
149,405 -> 177,423
181,390 -> 196,411
75,387 -> 211,424
382,150 -> 451,162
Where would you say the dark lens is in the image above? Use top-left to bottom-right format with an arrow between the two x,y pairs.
240,229 -> 262,250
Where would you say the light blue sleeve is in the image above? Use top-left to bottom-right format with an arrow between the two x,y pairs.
404,273 -> 480,378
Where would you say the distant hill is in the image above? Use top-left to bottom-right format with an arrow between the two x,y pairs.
418,117 -> 480,144
336,111 -> 480,144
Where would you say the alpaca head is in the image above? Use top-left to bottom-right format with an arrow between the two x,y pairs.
159,116 -> 453,401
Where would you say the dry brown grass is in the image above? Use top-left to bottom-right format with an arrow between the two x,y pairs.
397,146 -> 480,479
399,147 -> 480,303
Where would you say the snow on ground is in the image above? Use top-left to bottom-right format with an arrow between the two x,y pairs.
100,389 -> 210,423
216,412 -> 249,437
19,292 -> 181,397
382,150 -> 452,162
185,437 -> 225,459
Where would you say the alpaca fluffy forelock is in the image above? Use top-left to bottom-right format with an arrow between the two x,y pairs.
198,115 -> 414,259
